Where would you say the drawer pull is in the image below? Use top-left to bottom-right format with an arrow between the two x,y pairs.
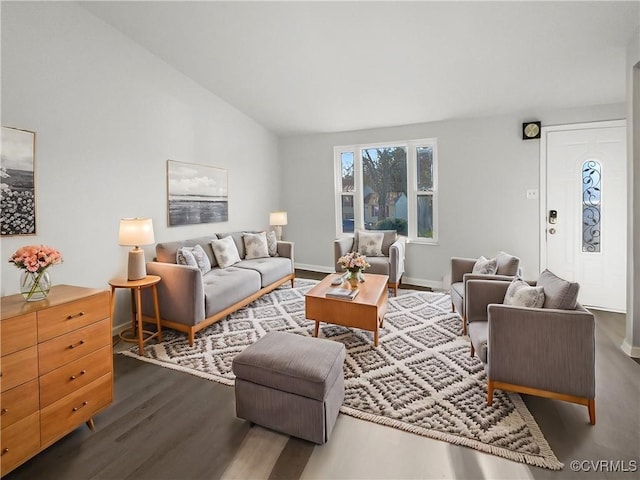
69,340 -> 86,349
2,448 -> 8,455
1,408 -> 7,415
70,370 -> 87,380
67,311 -> 86,320
72,401 -> 88,412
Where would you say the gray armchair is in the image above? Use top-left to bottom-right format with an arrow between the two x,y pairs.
334,230 -> 405,296
450,252 -> 520,334
465,273 -> 596,425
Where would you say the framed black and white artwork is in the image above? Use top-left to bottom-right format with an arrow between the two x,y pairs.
1,126 -> 36,236
167,159 -> 228,226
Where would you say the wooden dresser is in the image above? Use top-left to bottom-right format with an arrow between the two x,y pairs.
0,285 -> 112,476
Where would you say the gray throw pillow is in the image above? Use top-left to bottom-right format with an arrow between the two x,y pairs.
496,251 -> 520,276
211,236 -> 241,269
504,278 -> 545,308
537,269 -> 580,310
266,230 -> 279,256
177,245 -> 212,275
357,231 -> 384,256
472,256 -> 498,275
243,232 -> 269,260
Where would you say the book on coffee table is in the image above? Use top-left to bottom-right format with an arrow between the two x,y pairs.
325,287 -> 359,301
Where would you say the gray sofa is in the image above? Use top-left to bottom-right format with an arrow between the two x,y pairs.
141,232 -> 294,346
465,271 -> 596,424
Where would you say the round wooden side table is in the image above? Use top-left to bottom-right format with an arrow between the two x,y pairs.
109,275 -> 162,356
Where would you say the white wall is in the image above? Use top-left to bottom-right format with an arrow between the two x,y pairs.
280,104 -> 625,288
1,3 -> 280,324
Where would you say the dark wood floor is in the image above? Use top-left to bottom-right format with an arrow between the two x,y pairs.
5,271 -> 639,479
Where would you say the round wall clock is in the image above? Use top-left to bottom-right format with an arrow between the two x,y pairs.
522,121 -> 541,140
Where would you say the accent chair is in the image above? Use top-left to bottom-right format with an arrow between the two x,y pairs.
450,251 -> 520,334
465,270 -> 596,425
334,230 -> 405,296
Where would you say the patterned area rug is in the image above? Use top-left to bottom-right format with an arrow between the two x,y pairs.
120,279 -> 562,470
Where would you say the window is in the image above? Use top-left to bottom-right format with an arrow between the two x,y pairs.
334,139 -> 437,242
582,160 -> 601,253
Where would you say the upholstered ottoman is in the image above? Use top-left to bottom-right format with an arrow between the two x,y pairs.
232,331 -> 345,444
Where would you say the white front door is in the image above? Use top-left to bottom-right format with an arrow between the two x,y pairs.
541,120 -> 627,312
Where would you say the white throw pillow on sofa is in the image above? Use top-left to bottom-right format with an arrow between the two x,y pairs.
472,256 -> 498,275
211,236 -> 241,268
243,232 -> 270,260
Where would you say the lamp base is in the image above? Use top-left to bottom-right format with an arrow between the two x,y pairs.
127,248 -> 147,281
274,225 -> 283,241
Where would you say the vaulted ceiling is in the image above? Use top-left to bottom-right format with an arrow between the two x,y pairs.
81,1 -> 639,136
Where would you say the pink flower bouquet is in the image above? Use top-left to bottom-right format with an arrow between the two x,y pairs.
9,245 -> 63,273
337,251 -> 371,272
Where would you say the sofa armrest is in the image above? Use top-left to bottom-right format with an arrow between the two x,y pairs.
141,261 -> 205,327
277,241 -> 294,262
389,237 -> 406,283
487,304 -> 595,398
334,237 -> 355,271
465,279 -> 511,323
451,257 -> 476,283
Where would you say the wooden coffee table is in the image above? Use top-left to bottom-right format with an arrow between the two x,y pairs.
305,273 -> 389,346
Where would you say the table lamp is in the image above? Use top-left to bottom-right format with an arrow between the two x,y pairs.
269,211 -> 288,241
119,218 -> 155,280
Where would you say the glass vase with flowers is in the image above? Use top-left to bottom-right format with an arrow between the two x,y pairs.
9,245 -> 63,301
337,251 -> 371,289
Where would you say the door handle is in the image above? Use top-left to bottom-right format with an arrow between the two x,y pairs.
549,228 -> 556,235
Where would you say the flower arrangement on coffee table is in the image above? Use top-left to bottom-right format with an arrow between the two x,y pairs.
337,251 -> 371,288
9,245 -> 63,301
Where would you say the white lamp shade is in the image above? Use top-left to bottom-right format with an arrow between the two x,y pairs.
269,211 -> 288,226
119,218 -> 155,246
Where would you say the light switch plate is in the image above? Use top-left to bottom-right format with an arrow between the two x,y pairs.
526,189 -> 539,200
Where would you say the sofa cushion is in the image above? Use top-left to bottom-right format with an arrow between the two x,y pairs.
504,278 -> 545,308
156,236 -> 218,266
468,321 -> 488,364
217,231 -> 256,259
472,256 -> 497,275
211,236 -> 241,268
362,256 -> 390,276
266,230 -> 279,256
176,248 -> 198,269
235,257 -> 293,287
243,232 -> 270,260
232,331 -> 345,401
537,269 -> 580,310
356,231 -> 384,256
202,267 -> 261,317
496,251 -> 520,276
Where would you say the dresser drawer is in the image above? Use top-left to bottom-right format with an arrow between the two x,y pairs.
37,291 -> 110,343
1,313 -> 37,356
40,345 -> 112,408
0,379 -> 39,429
0,411 -> 40,474
38,319 -> 111,375
40,373 -> 112,448
0,346 -> 38,393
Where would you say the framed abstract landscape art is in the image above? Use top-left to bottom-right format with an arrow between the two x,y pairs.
1,126 -> 36,236
167,159 -> 228,226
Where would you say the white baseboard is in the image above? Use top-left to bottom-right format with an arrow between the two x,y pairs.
621,339 -> 640,358
112,322 -> 130,338
294,263 -> 444,291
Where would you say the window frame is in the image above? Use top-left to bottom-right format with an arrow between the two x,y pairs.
334,138 -> 438,244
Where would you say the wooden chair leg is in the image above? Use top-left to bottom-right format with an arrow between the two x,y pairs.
588,399 -> 596,425
470,342 -> 475,357
462,316 -> 467,335
487,379 -> 494,406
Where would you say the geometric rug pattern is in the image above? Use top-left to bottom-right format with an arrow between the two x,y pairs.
121,279 -> 562,470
